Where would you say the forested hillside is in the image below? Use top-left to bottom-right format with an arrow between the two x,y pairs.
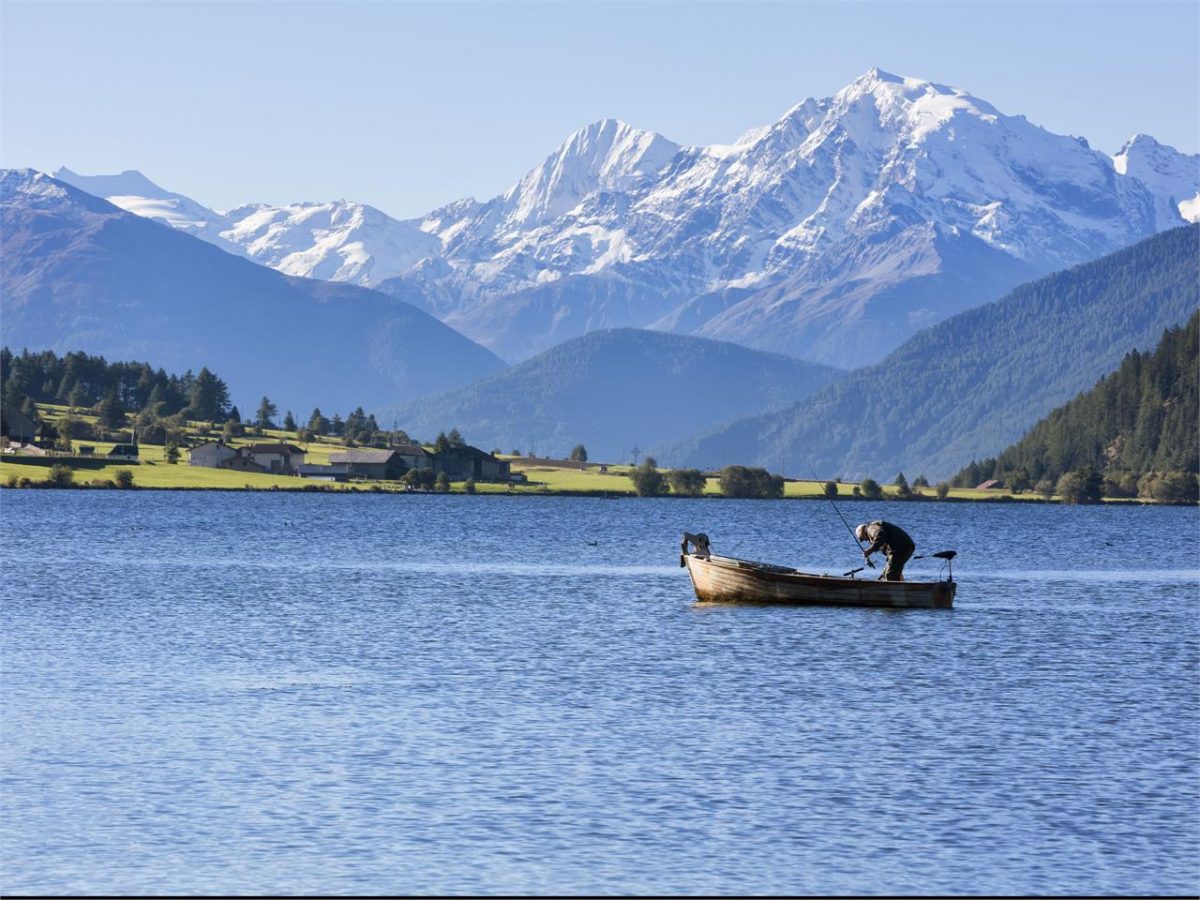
0,348 -> 411,448
663,225 -> 1200,480
390,328 -> 843,462
953,313 -> 1198,501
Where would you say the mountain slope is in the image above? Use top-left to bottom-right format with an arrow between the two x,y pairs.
661,224 -> 1200,480
389,328 -> 843,462
956,310 -> 1198,487
63,69 -> 1200,367
1,170 -> 506,415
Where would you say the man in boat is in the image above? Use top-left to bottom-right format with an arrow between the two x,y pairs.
855,520 -> 915,581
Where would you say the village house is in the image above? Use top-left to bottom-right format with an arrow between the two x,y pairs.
328,448 -> 408,481
430,445 -> 512,482
188,440 -> 239,468
392,442 -> 433,472
242,442 -> 305,475
223,455 -> 266,473
107,443 -> 140,461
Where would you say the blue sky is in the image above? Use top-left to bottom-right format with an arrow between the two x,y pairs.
3,0 -> 1197,218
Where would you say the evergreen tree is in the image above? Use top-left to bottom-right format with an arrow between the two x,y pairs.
186,367 -> 229,422
447,428 -> 466,448
953,311 -> 1199,491
569,444 -> 588,462
308,408 -> 330,435
94,388 -> 125,431
283,410 -> 296,431
255,396 -> 278,431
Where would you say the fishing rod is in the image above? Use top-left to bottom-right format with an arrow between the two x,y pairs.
806,460 -> 875,569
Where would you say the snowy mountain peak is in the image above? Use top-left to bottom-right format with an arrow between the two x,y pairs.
1113,133 -> 1200,225
502,118 -> 681,226
49,69 -> 1200,368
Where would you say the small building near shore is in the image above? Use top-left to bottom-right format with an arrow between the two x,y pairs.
391,443 -> 433,472
188,440 -> 239,468
328,448 -> 408,480
223,455 -> 266,474
298,463 -> 349,482
243,442 -> 305,475
430,445 -> 511,482
108,443 -> 140,461
976,479 -> 1006,491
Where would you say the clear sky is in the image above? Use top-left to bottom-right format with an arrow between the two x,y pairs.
2,0 -> 1197,218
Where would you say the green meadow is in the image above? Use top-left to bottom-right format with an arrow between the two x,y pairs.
4,402 -> 1064,501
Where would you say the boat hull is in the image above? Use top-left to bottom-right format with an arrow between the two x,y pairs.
684,553 -> 955,609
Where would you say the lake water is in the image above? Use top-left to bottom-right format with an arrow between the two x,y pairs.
1,491 -> 1197,895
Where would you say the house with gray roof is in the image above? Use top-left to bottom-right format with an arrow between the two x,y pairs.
328,448 -> 408,480
243,442 -> 305,474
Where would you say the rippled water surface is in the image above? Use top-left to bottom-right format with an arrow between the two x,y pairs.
2,492 -> 1197,894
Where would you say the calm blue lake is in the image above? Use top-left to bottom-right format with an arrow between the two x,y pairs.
1,491 -> 1197,895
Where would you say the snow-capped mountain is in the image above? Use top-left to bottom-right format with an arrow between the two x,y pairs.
2,169 -> 506,414
52,168 -> 440,287
1112,134 -> 1200,228
57,69 -> 1200,367
52,167 -> 241,255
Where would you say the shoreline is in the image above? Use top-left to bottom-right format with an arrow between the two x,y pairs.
0,480 -> 1189,505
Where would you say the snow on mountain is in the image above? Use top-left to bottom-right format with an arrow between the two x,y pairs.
53,168 -> 440,286
397,68 -> 1198,364
1112,134 -> 1200,228
58,69 -> 1200,366
51,166 -> 242,255
1,168 -> 507,413
218,201 -> 441,284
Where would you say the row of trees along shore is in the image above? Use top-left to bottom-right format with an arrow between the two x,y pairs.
0,348 -> 469,452
630,462 -> 959,501
949,313 -> 1199,504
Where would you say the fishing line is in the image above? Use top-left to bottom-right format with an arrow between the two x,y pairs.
805,460 -> 875,568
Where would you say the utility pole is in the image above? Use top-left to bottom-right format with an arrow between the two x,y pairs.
631,445 -> 641,467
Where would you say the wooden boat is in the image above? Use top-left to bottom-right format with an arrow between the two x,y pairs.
680,533 -> 956,609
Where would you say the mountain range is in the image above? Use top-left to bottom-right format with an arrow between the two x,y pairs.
0,170 -> 505,416
660,224 -> 1200,480
388,328 -> 843,462
53,68 -> 1200,368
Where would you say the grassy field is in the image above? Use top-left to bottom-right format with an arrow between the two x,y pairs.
3,402 -> 1072,500
506,461 -> 1051,501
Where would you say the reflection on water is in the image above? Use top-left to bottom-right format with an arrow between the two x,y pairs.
2,492 -> 1197,895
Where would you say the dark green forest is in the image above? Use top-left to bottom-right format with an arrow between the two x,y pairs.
953,312 -> 1199,502
0,348 -> 407,448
